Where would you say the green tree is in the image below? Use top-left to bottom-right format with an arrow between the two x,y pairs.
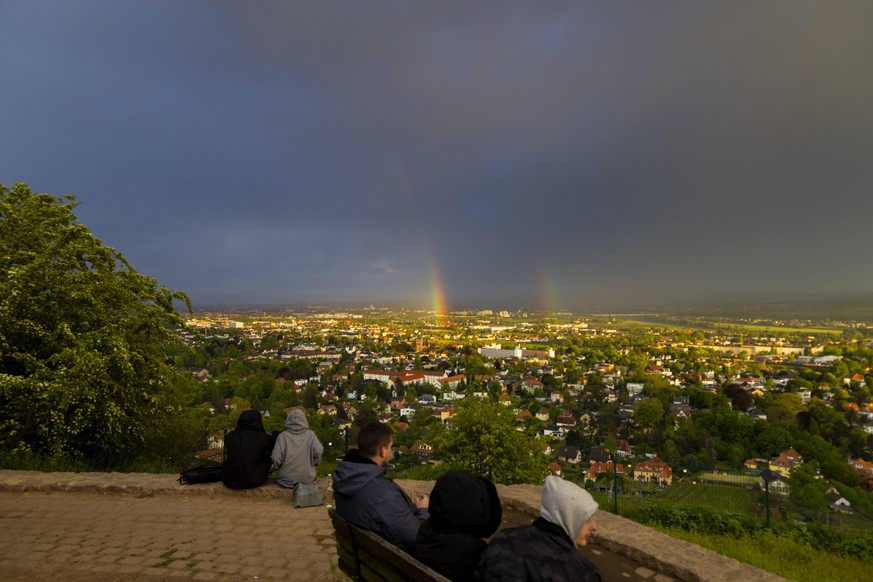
0,183 -> 192,466
301,385 -> 320,410
634,397 -> 664,432
433,399 -> 548,484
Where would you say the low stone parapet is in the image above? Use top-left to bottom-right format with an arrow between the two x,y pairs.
0,470 -> 786,581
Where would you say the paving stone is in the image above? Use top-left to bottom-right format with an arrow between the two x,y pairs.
0,471 -> 788,582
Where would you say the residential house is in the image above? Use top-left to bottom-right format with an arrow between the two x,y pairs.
587,449 -> 611,464
412,440 -> 433,459
634,458 -> 673,487
557,446 -> 582,465
747,409 -> 767,422
614,439 -> 632,458
827,491 -> 852,512
671,404 -> 693,424
769,448 -> 803,477
543,424 -> 563,438
556,412 -> 576,430
516,409 -> 533,422
587,460 -> 625,482
522,377 -> 544,394
761,474 -> 791,496
434,407 -> 455,422
850,458 -> 873,476
318,404 -> 337,416
439,374 -> 466,390
578,411 -> 596,426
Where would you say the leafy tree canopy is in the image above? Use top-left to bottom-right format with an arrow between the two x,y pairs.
0,183 -> 191,466
432,399 -> 548,484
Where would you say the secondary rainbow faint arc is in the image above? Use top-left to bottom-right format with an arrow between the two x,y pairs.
537,263 -> 558,316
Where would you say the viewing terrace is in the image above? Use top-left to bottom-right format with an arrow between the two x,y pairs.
0,470 -> 784,582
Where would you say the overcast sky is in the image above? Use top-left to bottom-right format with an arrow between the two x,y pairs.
2,2 -> 872,311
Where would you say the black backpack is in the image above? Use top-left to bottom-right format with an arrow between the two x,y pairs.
178,462 -> 224,485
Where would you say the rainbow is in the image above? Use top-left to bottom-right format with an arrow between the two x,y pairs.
536,262 -> 558,316
427,244 -> 449,324
389,153 -> 450,323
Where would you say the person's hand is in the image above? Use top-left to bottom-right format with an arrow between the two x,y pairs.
415,494 -> 429,509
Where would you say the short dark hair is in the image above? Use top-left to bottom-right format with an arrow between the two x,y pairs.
357,422 -> 393,457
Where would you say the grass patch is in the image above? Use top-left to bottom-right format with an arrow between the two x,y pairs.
0,450 -> 182,474
151,547 -> 178,568
590,481 -> 763,518
654,526 -> 870,582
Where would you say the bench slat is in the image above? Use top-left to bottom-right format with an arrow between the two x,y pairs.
328,507 -> 451,582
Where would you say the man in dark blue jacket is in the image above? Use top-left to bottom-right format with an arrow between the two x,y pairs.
332,422 -> 429,552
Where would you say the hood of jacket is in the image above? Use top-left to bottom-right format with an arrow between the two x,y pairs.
331,449 -> 387,497
540,475 -> 598,542
236,409 -> 265,432
284,408 -> 310,433
428,470 -> 502,538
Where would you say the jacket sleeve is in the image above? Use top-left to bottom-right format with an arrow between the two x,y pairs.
311,433 -> 324,466
270,434 -> 285,467
375,482 -> 429,553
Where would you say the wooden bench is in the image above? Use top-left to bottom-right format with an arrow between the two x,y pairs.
328,507 -> 451,582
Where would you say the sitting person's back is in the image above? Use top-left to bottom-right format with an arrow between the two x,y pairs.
414,471 -> 502,582
272,408 -> 324,488
479,476 -> 601,582
331,422 -> 429,553
222,409 -> 275,490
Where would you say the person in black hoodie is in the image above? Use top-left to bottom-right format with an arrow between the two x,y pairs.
414,470 -> 502,582
222,409 -> 275,489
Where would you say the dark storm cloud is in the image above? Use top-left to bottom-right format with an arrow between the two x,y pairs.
2,1 -> 872,309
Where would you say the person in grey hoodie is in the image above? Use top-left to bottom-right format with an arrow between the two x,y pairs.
271,408 -> 324,489
332,422 -> 429,553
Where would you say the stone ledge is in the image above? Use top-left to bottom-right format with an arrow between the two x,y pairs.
0,469 -> 297,498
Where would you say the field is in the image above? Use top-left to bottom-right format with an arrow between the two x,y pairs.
591,479 -> 763,517
615,317 -> 844,335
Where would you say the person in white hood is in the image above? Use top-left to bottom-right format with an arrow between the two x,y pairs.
271,408 -> 324,488
479,476 -> 601,581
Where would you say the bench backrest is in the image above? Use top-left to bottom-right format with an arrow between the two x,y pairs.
327,507 -> 451,582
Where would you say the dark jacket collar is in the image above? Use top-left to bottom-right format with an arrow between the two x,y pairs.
342,448 -> 378,465
533,517 -> 574,547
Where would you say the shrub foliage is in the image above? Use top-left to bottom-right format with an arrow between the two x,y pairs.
0,182 -> 192,467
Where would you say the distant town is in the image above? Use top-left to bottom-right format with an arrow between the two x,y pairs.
177,305 -> 873,524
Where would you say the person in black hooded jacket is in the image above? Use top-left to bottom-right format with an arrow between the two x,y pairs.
222,409 -> 276,489
413,470 -> 502,582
